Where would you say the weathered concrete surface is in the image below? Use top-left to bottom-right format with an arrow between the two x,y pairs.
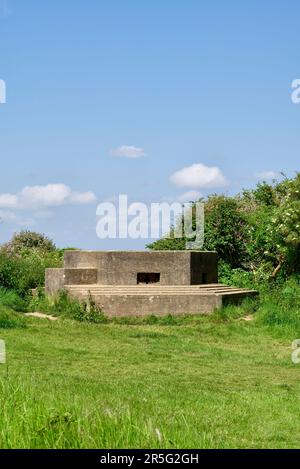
45,268 -> 65,296
45,251 -> 257,317
66,284 -> 258,317
64,268 -> 98,285
45,268 -> 98,294
190,251 -> 218,284
63,250 -> 218,286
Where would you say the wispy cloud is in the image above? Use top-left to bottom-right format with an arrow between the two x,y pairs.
176,190 -> 202,203
256,170 -> 280,181
0,193 -> 18,208
110,145 -> 146,159
170,163 -> 229,189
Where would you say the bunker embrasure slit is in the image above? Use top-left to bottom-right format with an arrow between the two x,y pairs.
202,273 -> 208,284
137,273 -> 161,284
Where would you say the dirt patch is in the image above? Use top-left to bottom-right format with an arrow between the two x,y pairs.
241,314 -> 254,322
25,312 -> 58,321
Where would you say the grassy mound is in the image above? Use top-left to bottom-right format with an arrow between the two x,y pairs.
0,306 -> 26,329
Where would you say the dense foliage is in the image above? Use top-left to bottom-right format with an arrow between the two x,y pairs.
148,173 -> 300,283
1,231 -> 56,257
0,231 -> 63,295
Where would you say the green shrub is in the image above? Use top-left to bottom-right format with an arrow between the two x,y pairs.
1,231 -> 56,256
148,174 -> 300,281
0,249 -> 63,296
255,277 -> 300,331
0,253 -> 25,292
28,290 -> 108,324
0,231 -> 64,296
218,260 -> 272,292
213,297 -> 259,322
148,195 -> 249,268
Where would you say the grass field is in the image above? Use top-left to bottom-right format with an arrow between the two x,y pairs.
0,312 -> 300,449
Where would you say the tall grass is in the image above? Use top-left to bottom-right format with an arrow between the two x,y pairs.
255,278 -> 300,336
1,313 -> 300,448
28,290 -> 108,324
0,372 -> 168,449
0,288 -> 27,329
219,264 -> 300,334
0,306 -> 26,329
0,287 -> 28,312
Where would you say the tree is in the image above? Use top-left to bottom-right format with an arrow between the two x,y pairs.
148,195 -> 248,268
148,174 -> 300,279
1,231 -> 56,257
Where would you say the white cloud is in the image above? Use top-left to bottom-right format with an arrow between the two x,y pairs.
69,191 -> 96,204
0,184 -> 97,210
20,184 -> 72,208
256,171 -> 280,181
110,145 -> 146,159
0,193 -> 18,208
176,190 -> 202,203
170,163 -> 228,189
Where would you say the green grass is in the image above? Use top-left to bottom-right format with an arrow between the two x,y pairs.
0,287 -> 28,312
0,304 -> 27,330
0,312 -> 300,449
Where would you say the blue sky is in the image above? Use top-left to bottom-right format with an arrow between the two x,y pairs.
0,0 -> 299,249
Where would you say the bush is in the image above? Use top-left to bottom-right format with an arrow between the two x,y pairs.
255,277 -> 300,332
28,290 -> 108,324
1,231 -> 56,257
148,174 -> 300,281
0,244 -> 63,296
148,195 -> 248,268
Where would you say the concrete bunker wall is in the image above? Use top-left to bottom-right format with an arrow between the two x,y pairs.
190,251 -> 218,285
63,250 -> 218,286
45,250 -> 218,296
